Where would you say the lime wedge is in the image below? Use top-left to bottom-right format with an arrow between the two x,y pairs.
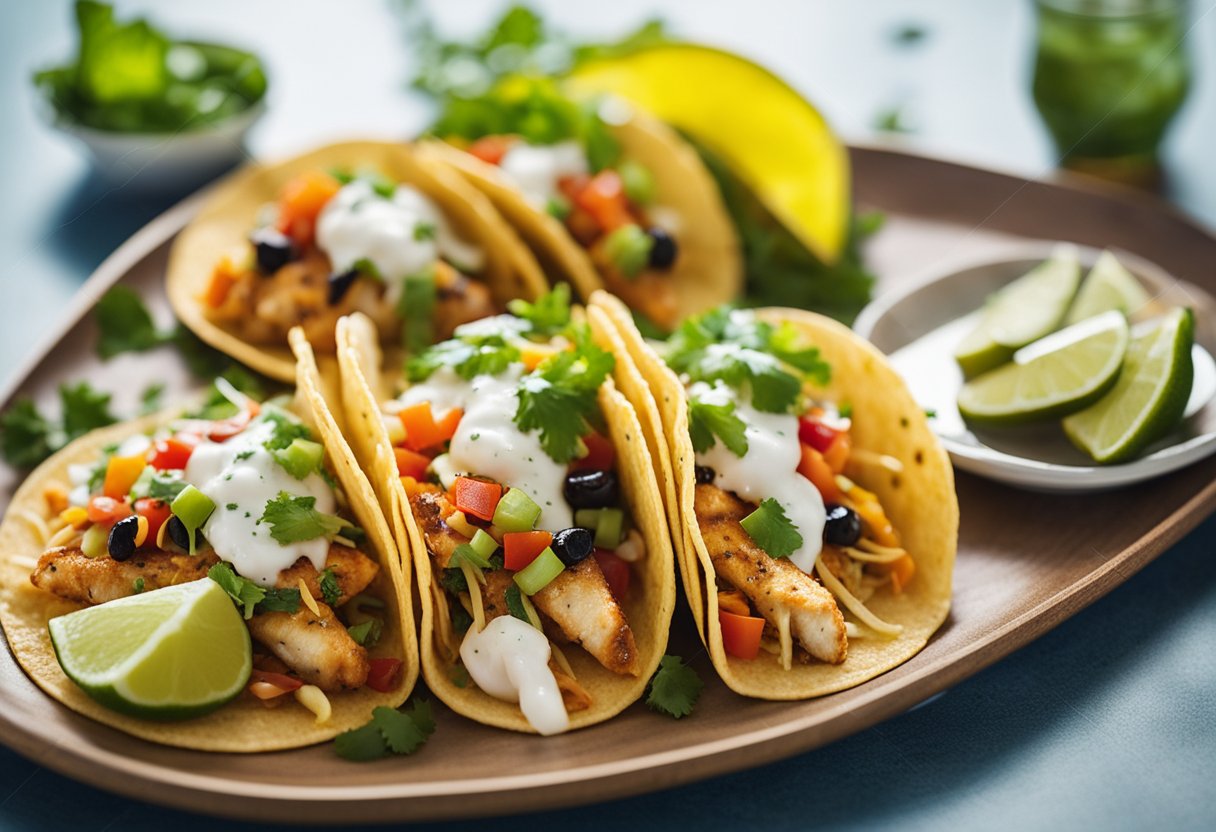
568,44 -> 849,262
954,247 -> 1082,378
49,578 -> 251,720
1063,307 -> 1195,463
1066,250 -> 1152,325
958,311 -> 1129,425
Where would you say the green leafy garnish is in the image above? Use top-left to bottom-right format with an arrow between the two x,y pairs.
128,467 -> 186,501
60,382 -> 118,439
318,568 -> 342,607
399,268 -> 437,355
413,222 -> 437,241
687,395 -> 748,456
507,284 -> 572,336
739,498 -> 803,558
139,382 -> 165,415
646,655 -> 703,719
440,567 -> 468,595
257,587 -> 303,614
347,618 -> 382,647
132,577 -> 145,594
0,399 -> 56,468
504,583 -> 530,624
207,563 -> 300,619
351,257 -> 382,280
406,334 -> 519,382
515,329 -> 614,462
333,700 -> 435,761
259,492 -> 345,545
95,287 -> 171,359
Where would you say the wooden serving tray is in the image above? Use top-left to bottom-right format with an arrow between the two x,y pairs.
1,146 -> 1213,824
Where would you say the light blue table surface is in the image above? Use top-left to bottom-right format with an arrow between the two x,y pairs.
2,2 -> 1214,829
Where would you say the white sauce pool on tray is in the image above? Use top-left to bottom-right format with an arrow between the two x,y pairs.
690,380 -> 826,572
460,616 -> 569,735
498,140 -> 588,211
185,418 -> 335,586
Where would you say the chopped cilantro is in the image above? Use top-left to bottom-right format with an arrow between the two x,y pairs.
347,618 -> 382,647
258,587 -> 302,614
0,399 -> 55,468
406,333 -> 518,382
413,222 -> 437,241
139,382 -> 165,416
59,382 -> 117,439
225,503 -> 238,511
399,268 -> 437,355
95,287 -> 171,359
334,701 -> 435,761
514,327 -> 614,462
687,395 -> 748,456
505,583 -> 530,624
128,467 -> 186,501
352,257 -> 382,280
261,409 -> 313,450
507,284 -> 572,336
318,568 -> 342,606
646,655 -> 703,719
924,408 -> 938,419
740,498 -> 803,558
440,567 -> 468,594
235,450 -> 254,461
260,492 -> 345,544
207,563 -> 265,619
132,577 -> 145,594
838,402 -> 854,420
450,603 -> 472,634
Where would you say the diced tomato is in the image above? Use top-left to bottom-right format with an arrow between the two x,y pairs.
467,135 -> 514,166
593,549 -> 630,601
399,402 -> 461,452
573,170 -> 633,232
798,416 -> 840,453
149,434 -> 199,470
719,610 -> 765,660
557,173 -> 590,203
822,432 -> 852,475
366,658 -> 403,693
452,477 -> 502,523
134,498 -> 172,545
797,443 -> 844,503
503,530 -> 553,571
102,455 -> 146,500
394,447 -> 431,479
204,259 -> 240,308
276,170 -> 341,246
86,496 -> 132,526
572,432 -> 616,471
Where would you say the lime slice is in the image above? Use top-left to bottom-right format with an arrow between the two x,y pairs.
1065,250 -> 1152,325
49,578 -> 251,720
568,44 -> 849,262
1063,307 -> 1195,463
954,247 -> 1082,378
958,311 -> 1129,425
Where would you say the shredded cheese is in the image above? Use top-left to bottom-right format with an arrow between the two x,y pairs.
294,684 -> 332,724
15,510 -> 50,546
460,561 -> 486,633
842,543 -> 909,564
298,578 -> 321,617
815,556 -> 903,638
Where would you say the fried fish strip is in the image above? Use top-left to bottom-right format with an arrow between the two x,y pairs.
247,604 -> 370,690
277,545 -> 379,606
695,484 -> 847,664
30,547 -> 220,605
532,559 -> 640,676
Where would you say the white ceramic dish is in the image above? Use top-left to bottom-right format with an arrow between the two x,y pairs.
854,243 -> 1216,492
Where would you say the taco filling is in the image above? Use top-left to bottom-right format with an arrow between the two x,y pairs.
381,290 -> 644,734
202,167 -> 496,355
27,383 -> 400,714
666,307 -> 917,668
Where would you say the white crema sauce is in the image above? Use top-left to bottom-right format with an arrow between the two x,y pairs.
690,380 -> 826,572
497,140 -> 588,211
184,418 -> 335,586
315,179 -> 484,304
460,616 -> 569,735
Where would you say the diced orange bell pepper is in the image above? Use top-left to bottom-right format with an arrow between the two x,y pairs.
797,443 -> 843,503
574,170 -> 634,232
276,170 -> 341,246
719,610 -> 765,660
880,553 -> 917,594
204,257 -> 240,308
848,484 -> 901,548
399,402 -> 461,452
503,530 -> 553,571
102,455 -> 147,500
823,432 -> 852,475
394,447 -> 431,479
452,477 -> 502,523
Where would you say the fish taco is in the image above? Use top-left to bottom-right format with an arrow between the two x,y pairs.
592,291 -> 957,699
168,140 -> 549,382
0,369 -> 417,751
419,77 -> 741,331
335,286 -> 675,734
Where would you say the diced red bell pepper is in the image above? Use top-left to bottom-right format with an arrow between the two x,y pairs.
467,135 -> 514,166
133,498 -> 172,546
574,170 -> 634,233
394,447 -> 431,479
503,530 -> 553,571
366,658 -> 403,693
719,610 -> 765,660
86,496 -> 132,526
149,434 -> 199,471
593,549 -> 630,601
572,431 -> 616,471
798,416 -> 840,453
452,477 -> 502,523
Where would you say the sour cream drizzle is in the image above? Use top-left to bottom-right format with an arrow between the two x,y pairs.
184,418 -> 335,586
460,616 -> 569,735
498,140 -> 588,211
315,179 -> 484,303
690,381 -> 826,572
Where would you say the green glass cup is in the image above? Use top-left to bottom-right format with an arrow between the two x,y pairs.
1032,0 -> 1191,186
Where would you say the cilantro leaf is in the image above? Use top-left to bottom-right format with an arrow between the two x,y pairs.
646,655 -> 703,719
208,562 -> 265,619
505,583 -> 530,624
260,409 -> 313,450
507,284 -> 572,336
514,329 -> 614,462
687,396 -> 748,456
0,399 -> 55,468
318,568 -> 342,606
440,567 -> 468,594
332,723 -> 388,762
260,492 -> 345,544
257,587 -> 301,614
739,498 -> 803,558
406,334 -> 519,382
347,617 -> 382,647
399,268 -> 437,355
128,467 -> 186,501
334,701 -> 436,761
139,382 -> 165,415
59,382 -> 116,439
95,286 -> 169,359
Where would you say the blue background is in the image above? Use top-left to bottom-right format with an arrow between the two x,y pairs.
2,2 -> 1215,829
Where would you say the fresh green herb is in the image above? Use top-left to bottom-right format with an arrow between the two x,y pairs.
450,665 -> 470,688
95,287 -> 170,359
602,224 -> 653,278
406,333 -> 519,382
235,450 -> 254,461
440,567 -> 468,594
334,701 -> 435,761
60,382 -> 117,439
138,382 -> 165,415
873,104 -> 913,135
347,618 -> 382,647
128,467 -> 187,501
838,402 -> 854,420
413,222 -> 437,241
261,409 -> 313,449
257,587 -> 302,614
339,525 -> 367,544
208,563 -> 263,619
646,655 -> 703,719
892,23 -> 929,46
924,408 -> 938,419
740,498 -> 803,558
0,399 -> 56,468
515,327 -> 614,462
504,583 -> 531,624
450,603 -> 473,634
318,568 -> 342,607
132,577 -> 145,594
507,284 -> 572,336
687,395 -> 749,456
545,197 -> 570,220
399,268 -> 438,355
260,492 -> 345,544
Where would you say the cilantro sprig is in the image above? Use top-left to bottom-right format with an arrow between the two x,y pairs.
646,655 -> 703,719
96,286 -> 171,359
507,283 -> 572,336
318,568 -> 342,607
334,700 -> 436,761
207,563 -> 301,619
516,328 -> 614,462
687,395 -> 748,456
739,498 -> 803,559
0,383 -> 116,468
406,334 -> 519,383
260,492 -> 345,545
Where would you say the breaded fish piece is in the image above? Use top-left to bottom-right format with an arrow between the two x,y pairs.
695,484 -> 847,664
408,486 -> 464,570
278,545 -> 379,606
247,603 -> 370,690
533,558 -> 640,677
30,547 -> 219,605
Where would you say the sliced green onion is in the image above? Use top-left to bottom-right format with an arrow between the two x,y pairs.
619,160 -> 656,205
81,524 -> 108,559
513,547 -> 565,596
469,529 -> 499,561
272,438 -> 324,479
574,508 -> 602,530
602,224 -> 653,279
451,541 -> 491,570
594,507 -> 624,549
491,488 -> 541,532
170,485 -> 214,554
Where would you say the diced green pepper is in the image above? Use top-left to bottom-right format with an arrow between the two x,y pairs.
594,507 -> 624,549
170,484 -> 214,555
513,547 -> 565,596
469,529 -> 499,560
619,160 -> 656,205
574,508 -> 602,530
81,523 -> 108,559
491,488 -> 541,532
602,224 -> 653,279
451,542 -> 491,570
272,437 -> 324,479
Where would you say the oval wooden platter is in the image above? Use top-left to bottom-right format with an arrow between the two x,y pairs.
1,147 -> 1213,824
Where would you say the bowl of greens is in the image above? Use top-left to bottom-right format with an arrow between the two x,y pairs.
33,1 -> 268,191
